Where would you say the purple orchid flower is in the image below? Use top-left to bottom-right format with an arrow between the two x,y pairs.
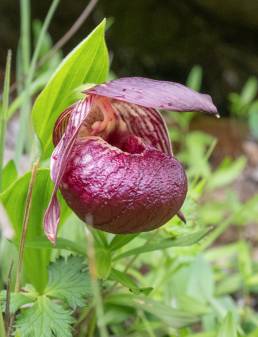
44,77 -> 217,244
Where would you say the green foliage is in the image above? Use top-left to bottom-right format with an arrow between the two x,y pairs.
0,169 -> 70,291
1,160 -> 18,191
15,296 -> 73,337
45,256 -> 91,308
95,247 -> 112,279
186,65 -> 203,91
1,9 -> 258,337
229,76 -> 258,140
114,228 -> 211,260
109,233 -> 138,251
248,101 -> 258,139
109,268 -> 139,290
0,291 -> 33,313
1,257 -> 90,337
106,294 -> 200,329
229,77 -> 258,118
32,19 -> 109,159
24,236 -> 86,255
217,313 -> 237,337
0,50 -> 12,193
32,19 -> 62,75
207,157 -> 246,190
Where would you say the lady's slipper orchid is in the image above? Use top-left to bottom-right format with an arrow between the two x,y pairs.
44,77 -> 217,243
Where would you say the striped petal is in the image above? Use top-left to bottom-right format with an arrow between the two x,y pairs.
44,97 -> 94,243
85,77 -> 218,114
111,100 -> 172,155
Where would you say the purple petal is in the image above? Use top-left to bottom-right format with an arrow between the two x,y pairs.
112,100 -> 172,155
53,104 -> 76,146
44,97 -> 94,243
85,77 -> 218,114
60,137 -> 187,233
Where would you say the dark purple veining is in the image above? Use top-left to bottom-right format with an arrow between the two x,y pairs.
44,77 -> 217,243
60,137 -> 187,233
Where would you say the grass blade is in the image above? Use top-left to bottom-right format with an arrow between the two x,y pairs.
114,228 -> 211,260
15,0 -> 60,164
0,51 -> 12,192
15,160 -> 39,292
0,310 -> 6,337
15,0 -> 31,165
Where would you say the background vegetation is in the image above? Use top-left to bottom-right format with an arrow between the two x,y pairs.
0,1 -> 258,336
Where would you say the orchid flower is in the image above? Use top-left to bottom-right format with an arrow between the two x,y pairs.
44,77 -> 217,243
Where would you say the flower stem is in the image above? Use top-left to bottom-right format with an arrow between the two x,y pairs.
15,160 -> 39,292
0,308 -> 6,337
85,228 -> 108,337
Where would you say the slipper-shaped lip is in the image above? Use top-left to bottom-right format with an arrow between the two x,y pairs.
60,136 -> 187,234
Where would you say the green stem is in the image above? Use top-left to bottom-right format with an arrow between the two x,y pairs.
15,0 -> 31,165
0,309 -> 6,337
85,228 -> 108,337
86,311 -> 96,337
0,51 -> 12,192
139,310 -> 157,337
15,0 -> 60,164
15,160 -> 39,292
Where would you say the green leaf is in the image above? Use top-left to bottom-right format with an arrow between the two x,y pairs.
95,247 -> 111,279
217,313 -> 237,337
241,77 -> 258,106
15,295 -> 73,337
44,256 -> 91,309
187,255 -> 214,302
109,233 -> 138,251
7,72 -> 51,120
207,157 -> 246,190
24,236 -> 86,255
180,131 -> 214,178
177,295 -> 210,315
32,19 -> 109,159
0,169 -> 70,292
2,160 -> 17,191
114,228 -> 211,260
216,273 -> 242,296
1,291 -> 33,314
109,268 -> 138,290
106,294 -> 200,328
249,101 -> 258,139
186,65 -> 203,91
188,333 -> 216,337
32,19 -> 62,75
92,229 -> 108,248
109,268 -> 153,295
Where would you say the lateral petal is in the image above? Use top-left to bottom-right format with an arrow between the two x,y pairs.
44,97 -> 94,243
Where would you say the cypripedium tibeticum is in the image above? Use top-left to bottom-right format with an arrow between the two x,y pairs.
44,77 -> 218,243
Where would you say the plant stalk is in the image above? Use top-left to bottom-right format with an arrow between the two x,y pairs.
0,50 -> 12,191
15,0 -> 60,164
85,228 -> 108,337
15,160 -> 39,292
4,263 -> 13,333
0,310 -> 6,337
39,0 -> 98,67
